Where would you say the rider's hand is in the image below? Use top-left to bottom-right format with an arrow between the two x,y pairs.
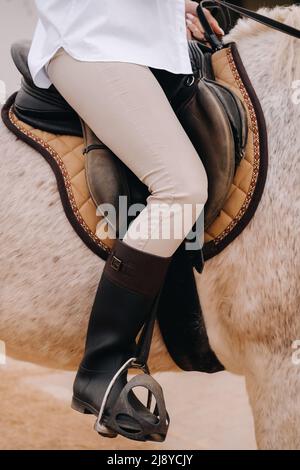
185,1 -> 224,41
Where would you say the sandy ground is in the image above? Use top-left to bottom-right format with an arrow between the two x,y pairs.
0,358 -> 256,450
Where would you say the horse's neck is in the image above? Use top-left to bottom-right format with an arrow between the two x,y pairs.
229,33 -> 278,91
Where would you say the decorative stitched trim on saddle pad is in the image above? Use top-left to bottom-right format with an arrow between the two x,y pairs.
1,43 -> 268,262
204,43 -> 268,259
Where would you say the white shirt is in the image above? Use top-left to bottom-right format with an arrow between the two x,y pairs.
28,0 -> 193,89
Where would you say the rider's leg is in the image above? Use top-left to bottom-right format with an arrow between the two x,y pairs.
47,48 -> 208,440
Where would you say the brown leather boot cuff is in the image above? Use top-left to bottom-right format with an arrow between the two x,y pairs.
103,239 -> 171,298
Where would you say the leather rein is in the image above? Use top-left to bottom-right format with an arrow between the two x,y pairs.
196,0 -> 300,51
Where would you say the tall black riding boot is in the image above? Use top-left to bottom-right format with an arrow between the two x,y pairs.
72,239 -> 171,442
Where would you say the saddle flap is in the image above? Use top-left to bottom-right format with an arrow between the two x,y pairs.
176,78 -> 236,228
204,78 -> 248,165
81,119 -> 149,235
156,245 -> 224,373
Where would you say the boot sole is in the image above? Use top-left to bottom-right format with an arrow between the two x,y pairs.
71,396 -> 118,438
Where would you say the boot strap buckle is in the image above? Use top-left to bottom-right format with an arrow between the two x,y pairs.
111,256 -> 122,271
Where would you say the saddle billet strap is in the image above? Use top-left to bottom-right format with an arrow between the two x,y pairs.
197,0 -> 300,51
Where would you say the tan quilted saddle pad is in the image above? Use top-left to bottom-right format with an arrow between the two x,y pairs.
3,44 -> 268,261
